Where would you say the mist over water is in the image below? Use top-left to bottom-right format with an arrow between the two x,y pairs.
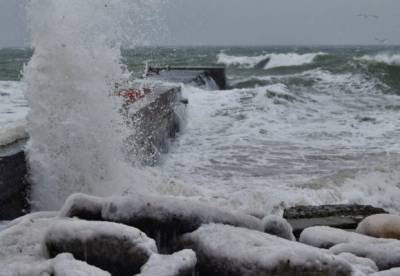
22,0 -> 164,210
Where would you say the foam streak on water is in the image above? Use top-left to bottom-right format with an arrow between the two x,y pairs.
23,0 -> 162,210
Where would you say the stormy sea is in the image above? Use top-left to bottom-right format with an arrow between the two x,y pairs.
1,46 -> 400,215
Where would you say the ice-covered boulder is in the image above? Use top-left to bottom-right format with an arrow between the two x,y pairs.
299,226 -> 373,249
330,241 -> 400,271
181,224 -> 353,276
44,219 -> 158,276
136,249 -> 196,276
370,268 -> 400,275
60,193 -> 263,252
60,194 -> 104,221
52,253 -> 110,276
1,253 -> 110,276
357,214 -> 400,240
0,212 -> 58,272
300,226 -> 400,270
337,252 -> 378,274
262,215 -> 295,241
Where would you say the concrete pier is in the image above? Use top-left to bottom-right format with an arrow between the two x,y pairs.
124,85 -> 184,165
145,66 -> 227,89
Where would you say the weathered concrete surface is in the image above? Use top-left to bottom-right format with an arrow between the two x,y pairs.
146,66 -> 226,89
0,140 -> 29,220
284,204 -> 388,238
125,86 -> 183,165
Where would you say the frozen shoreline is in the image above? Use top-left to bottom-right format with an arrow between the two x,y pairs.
1,193 -> 399,275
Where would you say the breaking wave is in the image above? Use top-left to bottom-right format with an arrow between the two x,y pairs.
217,52 -> 325,69
359,53 -> 400,66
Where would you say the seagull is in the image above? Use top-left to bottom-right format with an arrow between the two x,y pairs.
357,13 -> 379,19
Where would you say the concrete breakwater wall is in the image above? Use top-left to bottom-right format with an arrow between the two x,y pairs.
124,86 -> 185,165
0,140 -> 30,220
145,66 -> 226,90
0,85 -> 185,220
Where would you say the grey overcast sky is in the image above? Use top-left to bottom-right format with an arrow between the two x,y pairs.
1,0 -> 399,47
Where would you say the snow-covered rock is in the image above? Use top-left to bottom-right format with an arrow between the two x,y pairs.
0,213 -> 58,272
370,268 -> 400,276
181,224 -> 353,276
60,194 -> 103,221
136,250 -> 197,276
52,253 -> 110,276
60,193 -> 263,252
300,226 -> 400,270
1,253 -> 110,276
299,226 -> 373,249
44,219 -> 158,276
330,241 -> 400,270
262,215 -> 295,241
0,221 -> 10,232
337,252 -> 378,274
0,254 -> 111,276
357,214 -> 400,240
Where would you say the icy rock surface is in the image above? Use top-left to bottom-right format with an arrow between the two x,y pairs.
44,219 -> 157,276
59,194 -> 104,221
337,253 -> 378,274
357,214 -> 400,240
370,268 -> 400,276
330,241 -> 400,271
181,223 -> 353,276
300,226 -> 400,270
60,193 -> 263,252
299,226 -> 373,249
262,215 -> 295,241
136,249 -> 197,276
1,253 -> 110,276
52,253 -> 111,276
0,212 -> 58,272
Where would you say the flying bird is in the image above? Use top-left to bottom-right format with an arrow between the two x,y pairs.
357,13 -> 379,19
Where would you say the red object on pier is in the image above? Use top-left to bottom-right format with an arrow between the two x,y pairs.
117,88 -> 152,103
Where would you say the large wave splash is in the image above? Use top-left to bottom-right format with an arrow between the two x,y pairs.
217,52 -> 325,69
23,0 -> 164,210
360,53 -> 400,66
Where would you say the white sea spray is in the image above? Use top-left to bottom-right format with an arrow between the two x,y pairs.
23,0 -> 165,210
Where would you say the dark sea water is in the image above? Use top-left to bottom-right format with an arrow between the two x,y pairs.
1,46 -> 400,214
